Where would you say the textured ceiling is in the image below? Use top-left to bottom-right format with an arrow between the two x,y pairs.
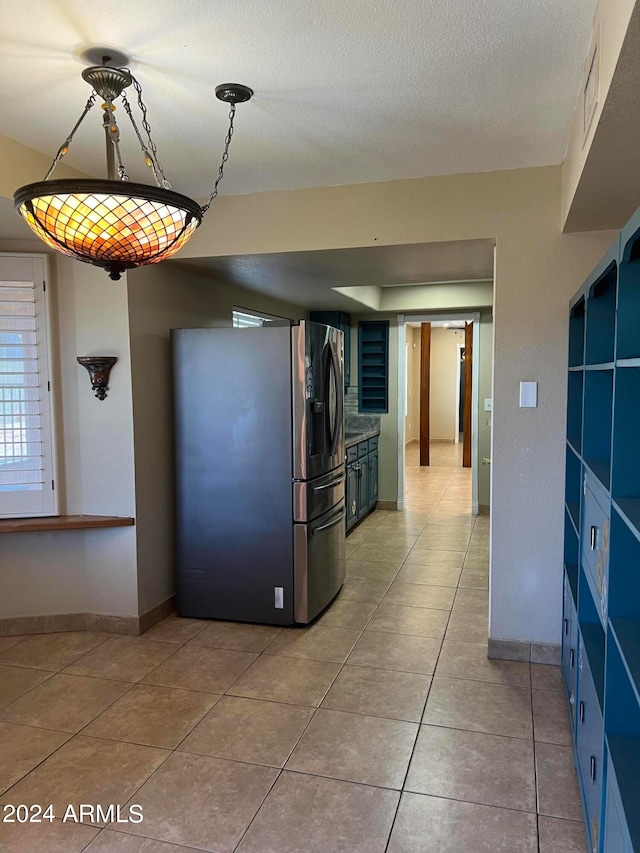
1,0 -> 597,200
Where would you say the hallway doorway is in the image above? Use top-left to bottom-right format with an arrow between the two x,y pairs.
416,321 -> 473,469
399,313 -> 481,513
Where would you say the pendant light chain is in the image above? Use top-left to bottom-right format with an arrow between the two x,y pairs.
43,93 -> 98,180
127,72 -> 171,189
121,92 -> 165,188
200,103 -> 236,214
200,103 -> 236,215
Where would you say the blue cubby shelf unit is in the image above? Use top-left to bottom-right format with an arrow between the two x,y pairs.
357,321 -> 389,414
567,368 -> 584,455
563,208 -> 640,852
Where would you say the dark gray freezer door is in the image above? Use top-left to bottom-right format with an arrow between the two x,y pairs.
172,326 -> 295,624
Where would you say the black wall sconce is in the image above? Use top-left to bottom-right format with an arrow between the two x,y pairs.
77,356 -> 117,400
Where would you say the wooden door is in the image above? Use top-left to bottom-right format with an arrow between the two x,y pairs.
419,323 -> 431,466
463,321 -> 473,468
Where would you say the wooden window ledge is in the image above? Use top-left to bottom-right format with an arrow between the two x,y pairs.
0,515 -> 135,534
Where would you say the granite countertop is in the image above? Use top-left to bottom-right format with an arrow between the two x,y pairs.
344,427 -> 380,449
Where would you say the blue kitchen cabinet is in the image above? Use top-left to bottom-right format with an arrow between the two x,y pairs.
345,435 -> 379,529
346,446 -> 359,531
357,449 -> 369,521
575,632 -> 605,853
562,575 -> 578,724
603,751 -> 633,853
368,448 -> 379,511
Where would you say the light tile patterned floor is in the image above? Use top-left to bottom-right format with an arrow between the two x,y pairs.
0,443 -> 586,852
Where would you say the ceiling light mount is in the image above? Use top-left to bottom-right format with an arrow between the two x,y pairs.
215,84 -> 254,104
13,50 -> 253,280
80,46 -> 131,68
81,65 -> 132,101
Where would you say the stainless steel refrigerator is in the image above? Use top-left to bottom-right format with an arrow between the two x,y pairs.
171,320 -> 346,625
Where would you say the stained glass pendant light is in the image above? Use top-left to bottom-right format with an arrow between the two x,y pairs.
13,52 -> 253,280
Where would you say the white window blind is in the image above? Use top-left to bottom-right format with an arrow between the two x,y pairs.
0,256 -> 56,518
232,307 -> 289,328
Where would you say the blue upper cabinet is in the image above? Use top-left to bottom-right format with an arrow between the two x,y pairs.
581,244 -> 618,493
584,245 -> 618,367
569,295 -> 586,368
309,312 -> 351,390
618,208 -> 640,361
358,320 -> 390,413
612,211 -> 640,532
611,364 -> 640,530
583,367 -> 613,492
566,369 -> 583,455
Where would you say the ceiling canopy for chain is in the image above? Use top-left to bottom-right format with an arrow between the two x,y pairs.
13,50 -> 253,280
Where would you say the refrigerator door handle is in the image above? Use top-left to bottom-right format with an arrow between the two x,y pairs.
328,339 -> 343,458
312,506 -> 345,534
312,473 -> 346,492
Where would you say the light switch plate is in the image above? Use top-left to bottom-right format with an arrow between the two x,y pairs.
519,381 -> 538,408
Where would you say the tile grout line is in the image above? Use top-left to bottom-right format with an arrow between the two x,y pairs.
206,523 -> 403,852
67,625 -> 293,850
232,500 -> 436,851
79,821 -> 205,853
231,526 -> 406,853
1,626 -> 234,837
0,639 -> 162,803
532,654 -> 542,853
382,455 -> 474,852
0,633 -> 154,803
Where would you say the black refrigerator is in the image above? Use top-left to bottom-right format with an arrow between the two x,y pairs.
171,320 -> 346,625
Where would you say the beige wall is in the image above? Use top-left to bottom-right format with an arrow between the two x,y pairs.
175,165 -> 614,647
127,262 -> 306,615
430,327 -> 465,441
0,254 -> 139,620
383,281 -> 493,312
